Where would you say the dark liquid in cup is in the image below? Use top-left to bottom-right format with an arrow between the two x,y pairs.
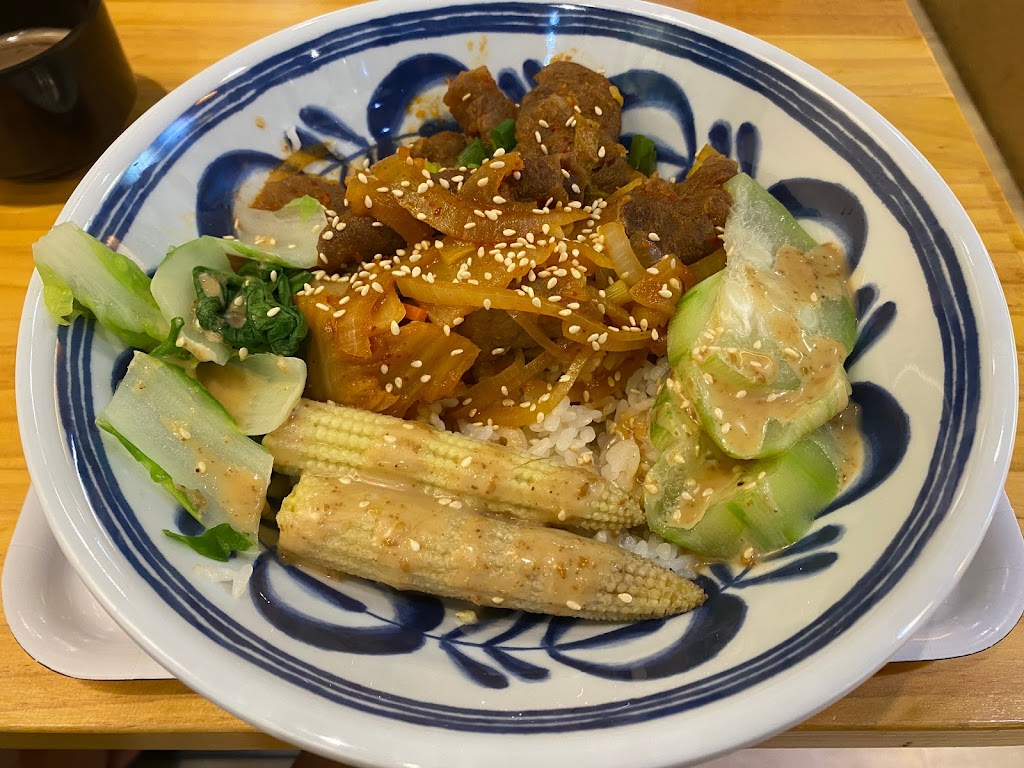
0,28 -> 69,70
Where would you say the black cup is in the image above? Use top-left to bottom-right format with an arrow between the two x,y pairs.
0,0 -> 135,180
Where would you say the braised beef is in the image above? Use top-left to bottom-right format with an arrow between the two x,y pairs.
618,153 -> 738,265
409,130 -> 471,168
443,67 -> 518,138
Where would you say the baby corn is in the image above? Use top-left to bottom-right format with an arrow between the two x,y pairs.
263,399 -> 643,532
278,474 -> 706,621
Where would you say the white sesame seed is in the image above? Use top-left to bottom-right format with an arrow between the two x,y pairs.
464,222 -> 477,229
566,600 -> 582,611
266,306 -> 281,317
594,105 -> 603,116
618,593 -> 633,604
460,456 -> 473,467
483,298 -> 492,310
390,320 -> 400,335
648,232 -> 661,242
420,374 -> 431,383
409,539 -> 421,552
416,212 -> 427,220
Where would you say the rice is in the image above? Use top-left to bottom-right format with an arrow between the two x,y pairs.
194,560 -> 254,598
447,356 -> 698,574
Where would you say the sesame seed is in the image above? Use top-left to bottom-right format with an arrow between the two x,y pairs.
566,600 -> 582,611
540,144 -> 548,154
651,329 -> 660,341
461,91 -> 472,101
531,296 -> 542,308
315,302 -> 330,312
483,298 -> 492,310
490,161 -> 506,170
658,287 -> 673,299
383,434 -> 397,444
359,500 -> 371,508
238,347 -> 249,360
783,347 -> 801,360
420,374 -> 431,383
390,320 -> 400,335
648,232 -> 661,242
416,212 -> 427,220
558,308 -> 573,317
491,596 -> 504,604
721,423 -> 732,434
195,461 -> 207,474
410,359 -> 423,368
460,456 -> 473,468
266,307 -> 281,317
618,593 -> 633,604
464,222 -> 477,230
597,145 -> 606,158
534,130 -> 543,143
594,105 -> 603,116
409,539 -> 421,552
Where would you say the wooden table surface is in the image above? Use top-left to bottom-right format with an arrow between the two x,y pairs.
1,0 -> 1023,754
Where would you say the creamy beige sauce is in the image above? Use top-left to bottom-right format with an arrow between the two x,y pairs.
160,415 -> 266,535
692,242 -> 852,457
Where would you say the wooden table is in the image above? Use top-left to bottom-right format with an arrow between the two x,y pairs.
1,0 -> 1022,754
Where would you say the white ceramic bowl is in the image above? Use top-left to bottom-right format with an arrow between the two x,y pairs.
16,1 -> 1017,766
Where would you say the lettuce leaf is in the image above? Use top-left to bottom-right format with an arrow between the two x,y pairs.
33,222 -> 168,350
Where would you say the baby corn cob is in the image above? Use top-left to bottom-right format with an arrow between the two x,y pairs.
263,399 -> 643,532
278,474 -> 706,621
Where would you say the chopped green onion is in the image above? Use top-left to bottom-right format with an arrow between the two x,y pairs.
163,524 -> 254,562
627,134 -> 657,176
490,119 -> 517,152
424,160 -> 441,173
457,138 -> 489,169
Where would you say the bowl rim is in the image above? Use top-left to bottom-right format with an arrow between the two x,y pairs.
16,0 -> 1018,765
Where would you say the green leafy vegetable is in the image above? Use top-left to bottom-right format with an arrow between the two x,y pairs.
223,196 -> 326,269
98,351 -> 273,536
148,317 -> 192,362
626,134 -> 658,176
163,524 -> 254,562
193,262 -> 309,357
32,222 -> 169,350
98,415 -> 202,516
151,236 -> 234,365
197,353 -> 306,436
457,138 -> 489,169
424,160 -> 441,174
490,119 -> 517,152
